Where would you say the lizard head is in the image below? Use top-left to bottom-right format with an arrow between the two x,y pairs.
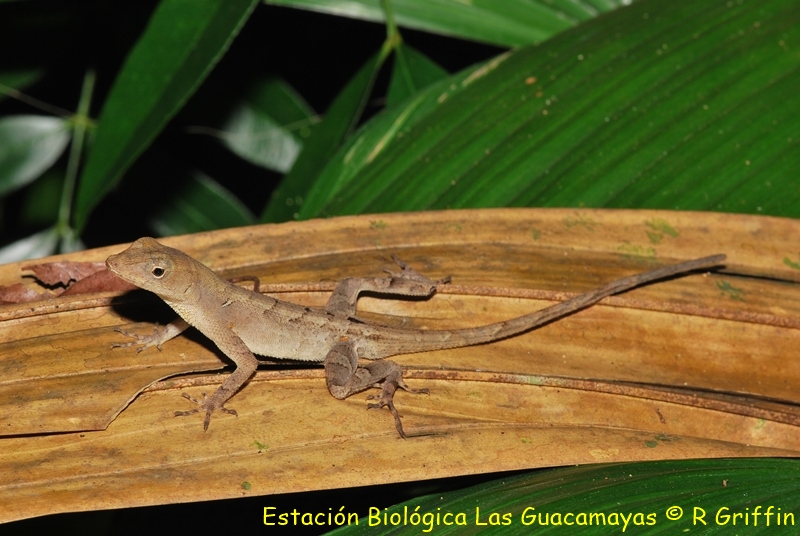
106,237 -> 200,303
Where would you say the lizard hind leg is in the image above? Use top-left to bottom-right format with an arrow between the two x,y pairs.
324,255 -> 450,318
324,342 -> 427,438
364,362 -> 429,440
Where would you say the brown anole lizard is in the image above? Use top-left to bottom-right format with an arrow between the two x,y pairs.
106,237 -> 725,437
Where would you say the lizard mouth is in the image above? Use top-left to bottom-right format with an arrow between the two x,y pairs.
105,254 -> 122,276
105,252 -> 138,285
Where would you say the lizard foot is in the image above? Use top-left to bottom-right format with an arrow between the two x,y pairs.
387,254 -> 452,287
112,325 -> 164,352
366,375 -> 429,439
175,392 -> 237,431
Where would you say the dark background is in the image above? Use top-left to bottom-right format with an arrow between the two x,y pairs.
1,2 -> 519,533
6,471 -> 531,534
0,1 -> 502,249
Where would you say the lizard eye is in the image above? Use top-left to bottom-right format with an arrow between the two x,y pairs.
151,266 -> 165,278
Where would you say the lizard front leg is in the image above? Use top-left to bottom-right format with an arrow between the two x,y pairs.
112,318 -> 190,352
112,277 -> 259,352
325,255 -> 450,317
175,326 -> 259,430
325,342 -> 427,438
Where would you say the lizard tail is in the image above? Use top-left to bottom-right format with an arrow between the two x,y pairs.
393,254 -> 726,354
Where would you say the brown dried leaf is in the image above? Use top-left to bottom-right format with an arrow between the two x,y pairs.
0,263 -> 136,304
0,283 -> 58,304
61,268 -> 137,295
0,208 -> 798,522
23,261 -> 106,286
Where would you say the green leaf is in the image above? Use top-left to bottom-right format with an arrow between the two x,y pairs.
386,44 -> 448,108
149,172 -> 255,236
260,51 -> 388,222
219,77 -> 315,173
329,459 -> 800,535
263,0 -> 628,47
0,227 -> 58,263
19,170 -> 63,227
0,115 -> 70,196
0,69 -> 43,102
299,0 -> 800,220
73,0 -> 259,232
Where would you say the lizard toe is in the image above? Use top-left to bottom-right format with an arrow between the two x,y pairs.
366,396 -> 407,439
175,391 -> 238,430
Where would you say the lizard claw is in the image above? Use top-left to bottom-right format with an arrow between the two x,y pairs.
112,325 -> 164,352
366,377 -> 429,439
385,255 -> 451,287
175,391 -> 237,431
367,394 -> 407,439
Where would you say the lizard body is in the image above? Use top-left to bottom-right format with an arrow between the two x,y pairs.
106,237 -> 725,437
